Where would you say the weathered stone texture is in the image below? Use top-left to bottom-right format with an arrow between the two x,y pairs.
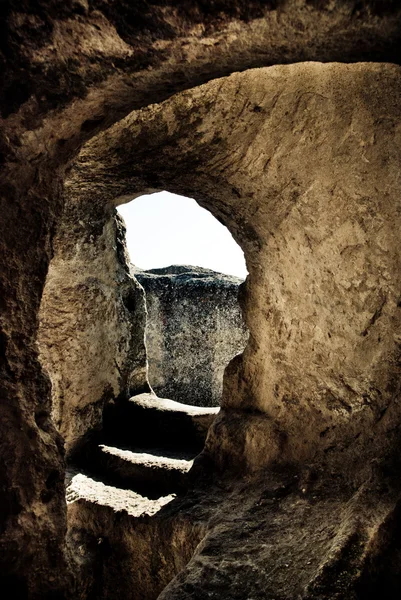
1,1 -> 401,598
20,58 -> 401,599
38,210 -> 150,458
67,474 -> 207,600
0,168 -> 69,598
71,62 -> 401,476
135,266 -> 248,407
159,466 -> 401,600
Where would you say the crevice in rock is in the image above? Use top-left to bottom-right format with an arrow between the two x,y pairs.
361,295 -> 387,337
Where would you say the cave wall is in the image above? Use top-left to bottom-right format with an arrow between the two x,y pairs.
135,266 -> 248,407
38,207 -> 149,458
68,61 -> 401,478
59,60 -> 401,600
1,1 -> 401,598
0,167 -> 69,597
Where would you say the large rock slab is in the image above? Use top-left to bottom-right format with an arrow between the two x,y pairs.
135,265 -> 248,407
160,468 -> 401,600
38,212 -> 150,458
91,445 -> 193,498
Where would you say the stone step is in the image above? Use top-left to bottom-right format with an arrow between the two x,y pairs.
103,392 -> 219,453
66,470 -> 175,514
86,445 -> 193,499
66,471 -> 207,600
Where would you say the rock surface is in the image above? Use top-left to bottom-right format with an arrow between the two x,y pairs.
67,473 -> 207,600
159,467 -> 401,600
70,61 -> 401,476
64,393 -> 212,600
1,1 -> 401,598
59,60 -> 401,596
66,458 -> 401,600
134,265 -> 248,406
38,210 -> 150,458
94,445 -> 193,498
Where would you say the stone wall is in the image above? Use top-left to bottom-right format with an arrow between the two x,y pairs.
135,266 -> 248,407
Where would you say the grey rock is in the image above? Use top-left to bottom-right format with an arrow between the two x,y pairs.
134,265 -> 248,407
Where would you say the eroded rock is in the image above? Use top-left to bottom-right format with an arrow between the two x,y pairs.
134,265 -> 248,407
66,473 -> 207,600
69,61 -> 401,476
38,212 -> 150,457
1,1 -> 401,598
54,60 -> 401,596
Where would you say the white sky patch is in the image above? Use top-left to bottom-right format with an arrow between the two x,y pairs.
117,191 -> 248,279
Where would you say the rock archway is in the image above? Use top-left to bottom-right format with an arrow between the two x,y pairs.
62,61 -> 401,475
39,60 -> 401,599
38,183 -> 249,455
2,2 -> 401,598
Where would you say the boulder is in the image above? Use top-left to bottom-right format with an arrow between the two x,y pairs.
135,265 -> 248,407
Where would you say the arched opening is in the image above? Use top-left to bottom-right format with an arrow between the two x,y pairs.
5,3 -> 401,599
117,190 -> 248,407
118,191 -> 247,278
37,182 -> 251,600
32,59 -> 401,600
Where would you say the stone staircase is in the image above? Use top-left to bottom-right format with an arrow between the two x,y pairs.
68,392 -> 218,498
65,393 -> 219,600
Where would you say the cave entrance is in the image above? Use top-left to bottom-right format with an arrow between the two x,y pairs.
35,77 -> 255,600
117,190 -> 249,408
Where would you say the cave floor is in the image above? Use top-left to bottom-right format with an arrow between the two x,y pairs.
64,394 -> 401,600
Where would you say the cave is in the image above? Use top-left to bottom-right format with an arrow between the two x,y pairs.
2,2 -> 401,599
38,184 -> 248,452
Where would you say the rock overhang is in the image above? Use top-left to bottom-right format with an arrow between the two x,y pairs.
2,3 -> 401,597
63,61 -> 401,474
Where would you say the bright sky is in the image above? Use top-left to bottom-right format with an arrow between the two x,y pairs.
117,191 -> 247,279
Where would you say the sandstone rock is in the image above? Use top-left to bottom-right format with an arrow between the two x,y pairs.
159,467 -> 401,600
134,265 -> 248,407
66,473 -> 206,600
38,212 -> 150,458
69,61 -> 401,477
66,460 -> 401,600
1,2 -> 401,598
56,61 -> 401,597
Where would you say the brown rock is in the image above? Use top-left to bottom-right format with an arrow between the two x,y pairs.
1,2 -> 401,598
69,62 -> 401,476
